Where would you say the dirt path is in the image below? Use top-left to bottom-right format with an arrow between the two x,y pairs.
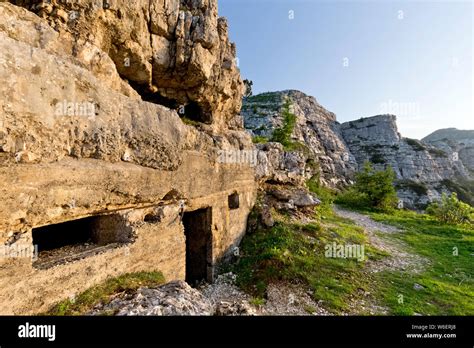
333,206 -> 429,315
333,206 -> 428,274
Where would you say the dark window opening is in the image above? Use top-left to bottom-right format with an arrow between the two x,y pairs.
182,208 -> 212,285
228,192 -> 240,210
32,214 -> 132,269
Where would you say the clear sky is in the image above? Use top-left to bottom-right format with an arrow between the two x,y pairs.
219,0 -> 473,139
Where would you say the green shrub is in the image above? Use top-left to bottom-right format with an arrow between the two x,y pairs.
46,271 -> 165,315
439,179 -> 474,206
370,152 -> 386,164
336,162 -> 398,211
428,148 -> 447,158
335,188 -> 370,209
426,193 -> 474,225
405,138 -> 426,151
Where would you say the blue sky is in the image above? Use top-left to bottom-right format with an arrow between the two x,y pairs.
219,0 -> 473,139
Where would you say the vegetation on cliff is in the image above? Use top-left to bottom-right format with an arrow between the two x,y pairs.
270,99 -> 298,150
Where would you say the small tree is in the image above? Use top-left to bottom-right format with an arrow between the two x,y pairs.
353,162 -> 398,210
426,192 -> 474,225
243,79 -> 253,98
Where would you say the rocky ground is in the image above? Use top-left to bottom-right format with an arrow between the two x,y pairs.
89,272 -> 330,316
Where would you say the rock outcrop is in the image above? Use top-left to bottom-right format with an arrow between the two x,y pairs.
90,275 -> 257,316
423,128 -> 474,174
242,90 -> 357,188
6,0 -> 244,128
341,116 -> 473,208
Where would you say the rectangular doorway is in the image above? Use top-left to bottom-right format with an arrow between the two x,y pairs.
182,207 -> 212,285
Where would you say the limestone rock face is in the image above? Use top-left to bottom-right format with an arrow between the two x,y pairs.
7,0 -> 244,128
341,116 -> 473,208
254,142 -> 308,186
0,4 -> 202,170
423,128 -> 474,173
242,90 -> 357,188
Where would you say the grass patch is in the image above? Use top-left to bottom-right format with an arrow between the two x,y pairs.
368,210 -> 474,315
245,92 -> 282,104
428,147 -> 448,158
231,208 -> 387,313
249,297 -> 265,307
45,271 -> 165,315
307,175 -> 336,217
181,117 -> 200,127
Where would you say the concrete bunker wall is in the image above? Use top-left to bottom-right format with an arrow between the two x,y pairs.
0,153 -> 257,314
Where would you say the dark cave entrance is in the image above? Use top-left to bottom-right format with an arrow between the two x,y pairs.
182,207 -> 213,285
129,82 -> 212,124
182,101 -> 212,124
129,82 -> 179,110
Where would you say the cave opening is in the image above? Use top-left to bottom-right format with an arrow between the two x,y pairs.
128,82 -> 212,124
182,207 -> 213,285
129,82 -> 179,110
181,101 -> 212,124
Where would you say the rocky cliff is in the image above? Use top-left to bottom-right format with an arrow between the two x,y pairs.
4,0 -> 243,128
243,90 -> 474,209
423,128 -> 474,175
341,116 -> 473,208
242,90 -> 356,188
